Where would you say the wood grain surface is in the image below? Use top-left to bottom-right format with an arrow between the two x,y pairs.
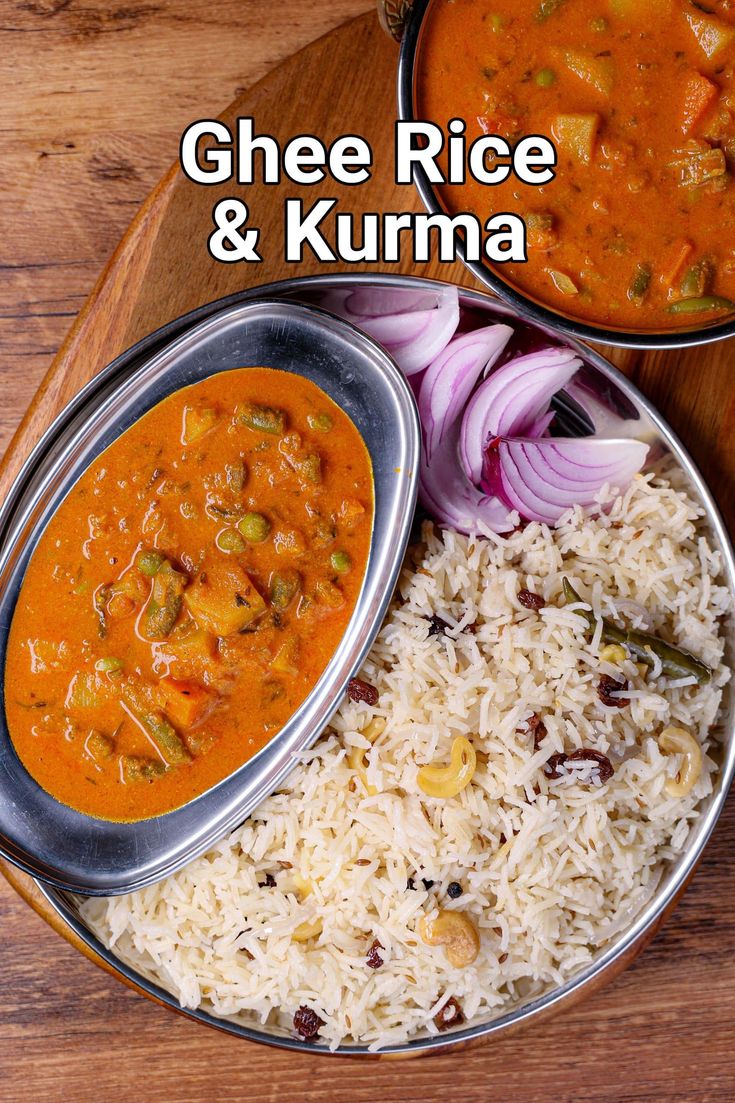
2,3 -> 735,1101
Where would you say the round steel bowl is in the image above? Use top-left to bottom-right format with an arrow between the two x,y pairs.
15,274 -> 735,1056
396,0 -> 735,352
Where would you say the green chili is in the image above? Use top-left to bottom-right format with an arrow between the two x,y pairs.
562,578 -> 711,684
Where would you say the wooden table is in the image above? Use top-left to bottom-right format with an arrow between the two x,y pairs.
2,3 -> 735,1100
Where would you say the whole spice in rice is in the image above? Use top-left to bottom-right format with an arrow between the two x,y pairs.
293,1006 -> 324,1040
598,675 -> 631,708
447,881 -> 463,899
347,677 -> 379,705
434,997 -> 464,1032
544,749 -> 615,784
426,613 -> 451,637
366,939 -> 384,969
518,588 -> 545,611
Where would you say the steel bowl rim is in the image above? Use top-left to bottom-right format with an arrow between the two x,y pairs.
396,0 -> 735,352
19,271 -> 735,1056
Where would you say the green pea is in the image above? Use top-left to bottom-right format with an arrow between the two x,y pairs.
535,67 -> 556,88
95,657 -> 124,673
238,512 -> 271,543
216,527 -> 246,554
307,412 -> 333,432
330,550 -> 352,574
136,550 -> 164,577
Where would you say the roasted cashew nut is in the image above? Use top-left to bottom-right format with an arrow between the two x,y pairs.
658,725 -> 702,798
419,909 -> 480,968
417,736 -> 477,798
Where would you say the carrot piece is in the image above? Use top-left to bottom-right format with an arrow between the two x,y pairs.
159,677 -> 212,730
659,240 -> 694,289
681,73 -> 719,136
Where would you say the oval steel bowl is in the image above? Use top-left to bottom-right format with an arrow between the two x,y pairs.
9,274 -> 735,1056
0,298 -> 420,895
396,0 -> 735,352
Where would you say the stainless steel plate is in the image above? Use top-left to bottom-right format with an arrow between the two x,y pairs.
0,298 -> 419,894
13,275 -> 735,1056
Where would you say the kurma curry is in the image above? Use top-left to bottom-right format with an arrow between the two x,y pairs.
418,0 -> 735,330
5,368 -> 373,822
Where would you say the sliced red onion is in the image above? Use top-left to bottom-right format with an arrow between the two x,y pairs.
420,432 -> 515,534
565,378 -> 643,439
321,285 -> 460,376
460,348 -> 582,483
496,437 -> 649,524
418,325 -> 513,462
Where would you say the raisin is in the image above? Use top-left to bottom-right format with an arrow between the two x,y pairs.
426,614 -> 451,637
366,938 -> 384,969
447,882 -> 463,899
568,749 -> 614,783
293,1005 -> 324,1040
544,749 -> 614,784
434,997 -> 464,1032
521,712 -> 547,751
518,588 -> 545,610
598,674 -> 630,707
544,752 -> 570,779
347,677 -> 378,706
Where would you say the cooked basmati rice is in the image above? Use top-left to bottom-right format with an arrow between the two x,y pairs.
81,473 -> 731,1050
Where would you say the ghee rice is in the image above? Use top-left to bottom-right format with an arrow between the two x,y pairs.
82,472 -> 731,1050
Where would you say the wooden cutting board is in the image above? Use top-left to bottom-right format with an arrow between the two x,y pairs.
2,10 -> 735,1103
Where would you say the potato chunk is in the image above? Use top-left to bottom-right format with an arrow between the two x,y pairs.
551,113 -> 599,164
562,50 -> 614,95
684,9 -> 735,59
184,562 -> 266,636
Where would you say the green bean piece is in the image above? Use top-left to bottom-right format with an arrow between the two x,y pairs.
561,577 -> 712,684
330,550 -> 352,574
668,296 -> 735,315
238,402 -> 285,435
216,528 -> 246,554
86,731 -> 114,760
93,584 -> 110,639
137,550 -> 164,577
270,570 -> 302,610
143,562 -> 185,640
139,711 -> 191,765
307,412 -> 333,432
122,754 -> 168,782
679,259 -> 713,299
225,461 -> 246,493
535,67 -> 556,88
94,657 -> 124,673
627,263 -> 652,304
536,0 -> 566,21
238,512 -> 271,543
